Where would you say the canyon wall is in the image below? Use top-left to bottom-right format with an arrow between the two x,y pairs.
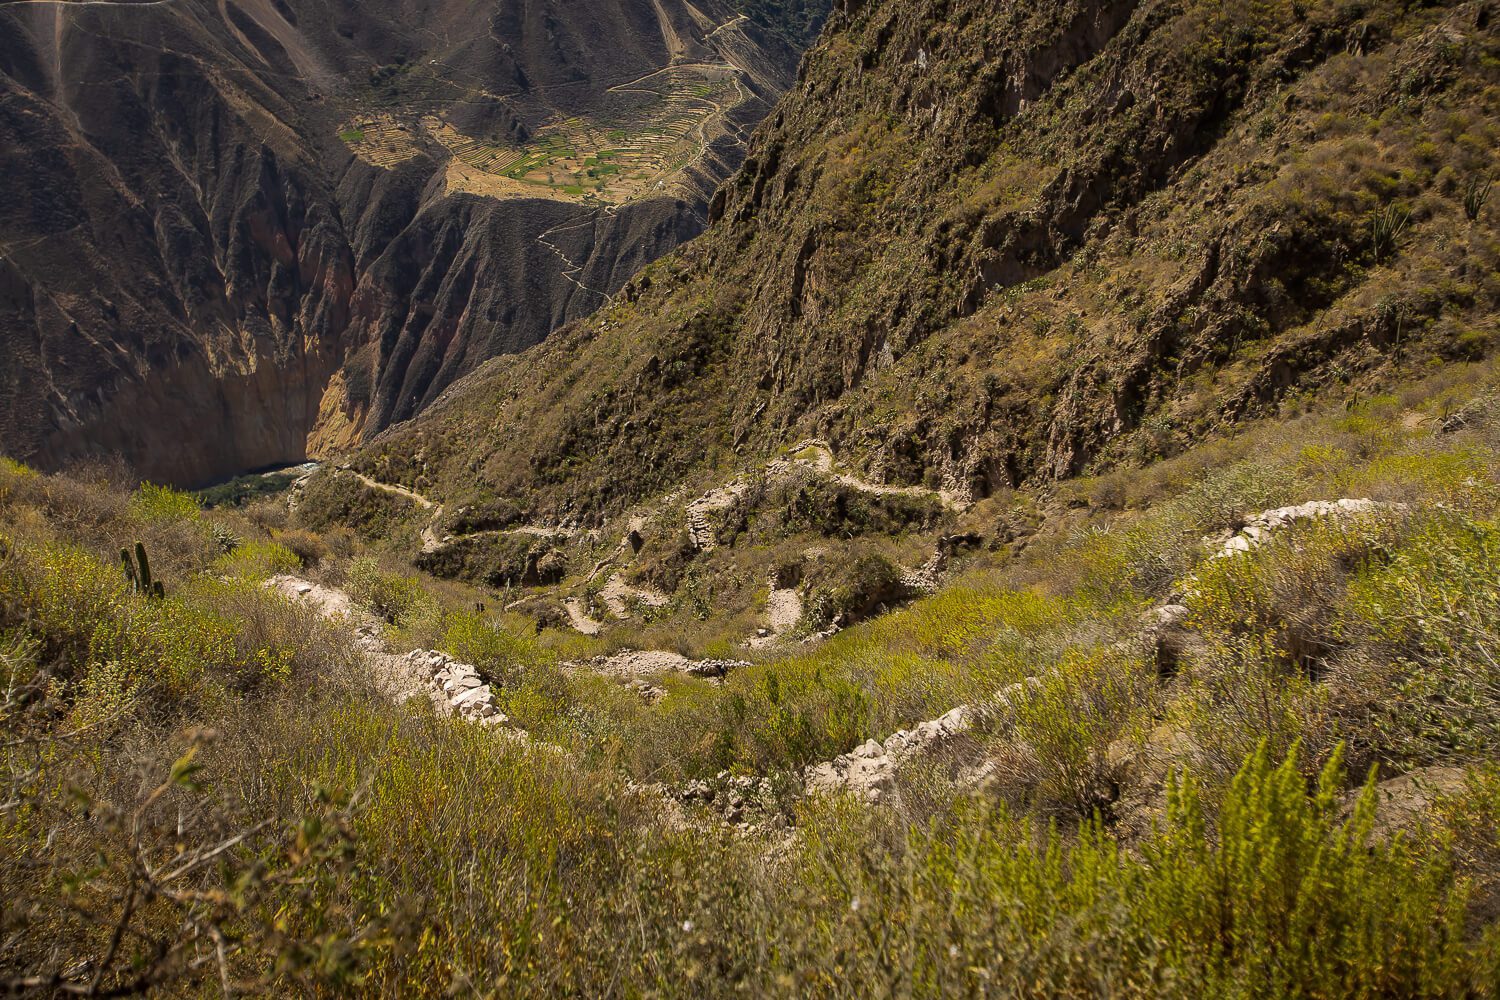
0,0 -> 823,484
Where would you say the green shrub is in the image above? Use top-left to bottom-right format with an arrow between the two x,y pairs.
989,648 -> 1157,816
345,557 -> 435,625
272,529 -> 327,567
1174,463 -> 1300,534
296,471 -> 416,542
1342,449 -> 1497,510
791,745 -> 1485,998
1172,517 -> 1399,781
442,609 -> 556,685
0,539 -> 130,667
603,579 -> 1098,782
1339,512 -> 1500,763
129,482 -> 202,525
1188,514 -> 1400,676
1139,745 -> 1476,997
0,534 -> 331,708
0,629 -> 38,693
2,537 -> 250,701
190,576 -> 353,688
213,540 -> 300,581
805,548 -> 907,628
1171,630 -> 1332,788
734,466 -> 945,544
414,531 -> 553,587
1430,765 -> 1500,922
1076,462 -> 1301,603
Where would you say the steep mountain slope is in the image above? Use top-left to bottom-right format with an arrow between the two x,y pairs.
0,0 -> 826,486
357,0 -> 1499,524
7,3 -> 1500,989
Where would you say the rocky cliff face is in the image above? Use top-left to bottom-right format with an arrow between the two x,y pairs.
352,0 -> 1499,521
0,0 -> 824,485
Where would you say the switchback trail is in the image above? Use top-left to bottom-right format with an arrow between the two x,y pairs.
536,209 -> 615,302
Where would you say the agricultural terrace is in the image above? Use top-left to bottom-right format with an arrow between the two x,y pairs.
338,64 -> 750,205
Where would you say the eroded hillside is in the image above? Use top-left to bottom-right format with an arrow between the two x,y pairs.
359,0 -> 1499,521
0,0 -> 826,485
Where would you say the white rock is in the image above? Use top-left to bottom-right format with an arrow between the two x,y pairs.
452,686 -> 493,709
443,675 -> 484,697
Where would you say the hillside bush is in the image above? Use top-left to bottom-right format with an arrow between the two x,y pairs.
297,471 -> 417,542
988,647 -> 1157,817
213,539 -> 300,580
788,745 -> 1489,998
346,557 -> 436,625
1338,511 -> 1500,763
129,482 -> 202,525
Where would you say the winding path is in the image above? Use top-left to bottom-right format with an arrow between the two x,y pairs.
341,468 -> 435,509
536,209 -> 615,302
791,441 -> 970,511
332,467 -> 578,556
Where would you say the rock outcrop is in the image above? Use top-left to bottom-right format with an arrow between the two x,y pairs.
267,575 -> 520,730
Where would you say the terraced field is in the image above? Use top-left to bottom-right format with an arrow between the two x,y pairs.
338,64 -> 751,205
337,114 -> 424,168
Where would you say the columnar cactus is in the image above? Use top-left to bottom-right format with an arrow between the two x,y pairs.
121,541 -> 165,599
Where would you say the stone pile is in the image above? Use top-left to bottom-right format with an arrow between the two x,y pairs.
686,658 -> 749,680
401,649 -> 518,729
802,676 -> 1048,803
804,703 -> 977,803
267,575 -> 521,734
1210,498 -> 1396,559
626,678 -> 667,704
576,650 -> 748,682
680,772 -> 778,826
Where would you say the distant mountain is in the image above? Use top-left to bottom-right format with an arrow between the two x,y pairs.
0,0 -> 826,485
354,0 -> 1499,522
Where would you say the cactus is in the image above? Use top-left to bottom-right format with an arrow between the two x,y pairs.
1463,173 -> 1492,223
121,541 -> 165,599
1370,204 -> 1410,261
210,522 -> 240,555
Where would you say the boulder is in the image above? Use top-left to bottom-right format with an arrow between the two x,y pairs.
452,685 -> 494,709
